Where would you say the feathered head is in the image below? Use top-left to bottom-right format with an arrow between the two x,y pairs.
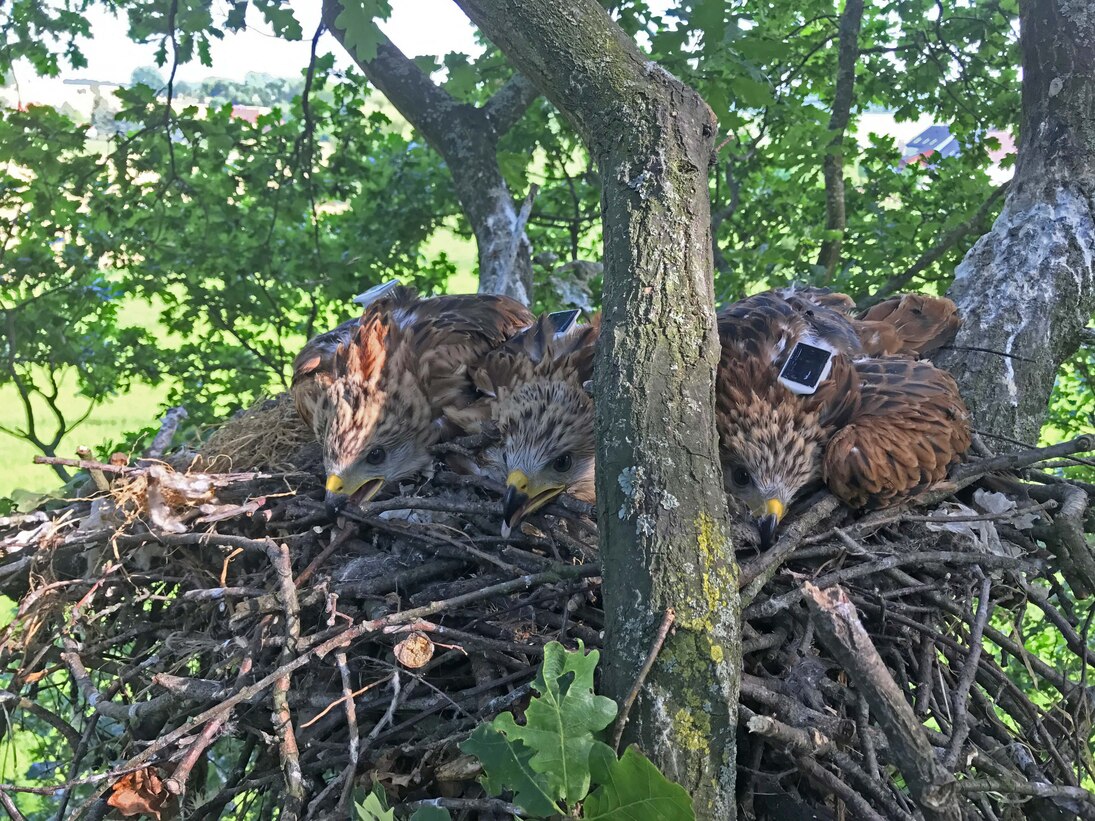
472,314 -> 599,536
498,378 -> 595,536
317,311 -> 436,507
715,353 -> 856,548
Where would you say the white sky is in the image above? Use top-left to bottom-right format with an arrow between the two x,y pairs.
36,0 -> 483,85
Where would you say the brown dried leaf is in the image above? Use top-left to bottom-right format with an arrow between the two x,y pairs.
393,631 -> 434,669
107,767 -> 168,819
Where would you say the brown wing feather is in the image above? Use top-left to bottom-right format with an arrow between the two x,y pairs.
855,294 -> 960,357
823,357 -> 971,507
291,285 -> 533,443
290,315 -> 361,429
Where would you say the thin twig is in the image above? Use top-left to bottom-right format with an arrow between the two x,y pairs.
611,608 -> 676,750
944,576 -> 992,770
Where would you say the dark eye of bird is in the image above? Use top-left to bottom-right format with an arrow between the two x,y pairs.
365,446 -> 386,465
552,453 -> 573,473
731,466 -> 751,487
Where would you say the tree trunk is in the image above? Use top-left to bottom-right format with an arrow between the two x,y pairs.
322,3 -> 537,303
449,1 -> 740,816
937,0 -> 1095,445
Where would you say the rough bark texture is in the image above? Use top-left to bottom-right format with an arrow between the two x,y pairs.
816,0 -> 864,280
938,0 -> 1095,445
322,2 -> 537,303
448,1 -> 739,816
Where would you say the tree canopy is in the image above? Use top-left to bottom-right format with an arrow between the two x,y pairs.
3,0 -> 1089,484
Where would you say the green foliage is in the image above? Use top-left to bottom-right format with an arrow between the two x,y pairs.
332,0 -> 393,63
585,743 -> 695,820
2,39 -> 461,471
355,784 -> 396,821
170,72 -> 307,106
461,642 -> 693,820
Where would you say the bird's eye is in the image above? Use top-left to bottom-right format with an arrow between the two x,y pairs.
365,446 -> 386,465
731,466 -> 751,488
552,453 -> 573,473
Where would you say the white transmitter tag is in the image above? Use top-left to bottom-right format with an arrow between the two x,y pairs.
778,341 -> 836,395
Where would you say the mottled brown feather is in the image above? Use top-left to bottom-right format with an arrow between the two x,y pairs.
290,285 -> 533,490
824,358 -> 971,507
715,288 -> 970,517
449,313 -> 600,503
855,293 -> 960,356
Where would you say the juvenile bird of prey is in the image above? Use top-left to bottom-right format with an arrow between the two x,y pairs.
715,287 -> 970,548
291,285 -> 533,507
446,312 -> 599,536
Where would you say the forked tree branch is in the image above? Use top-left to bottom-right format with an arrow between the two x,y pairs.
320,6 -> 539,302
805,583 -> 962,821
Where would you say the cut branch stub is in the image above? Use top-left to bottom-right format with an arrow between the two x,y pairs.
803,582 -> 962,821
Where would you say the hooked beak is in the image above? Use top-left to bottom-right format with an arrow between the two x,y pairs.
501,469 -> 565,538
325,473 -> 385,510
757,498 -> 785,550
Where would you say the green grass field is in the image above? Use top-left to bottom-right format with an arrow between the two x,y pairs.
0,227 -> 478,499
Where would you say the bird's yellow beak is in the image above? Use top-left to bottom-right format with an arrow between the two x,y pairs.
501,469 -> 565,537
757,498 -> 785,550
325,473 -> 385,507
507,469 -> 529,496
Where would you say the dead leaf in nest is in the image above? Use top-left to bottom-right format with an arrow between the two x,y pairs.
393,632 -> 434,669
370,768 -> 413,788
107,767 -> 168,818
435,753 -> 482,782
145,465 -> 218,534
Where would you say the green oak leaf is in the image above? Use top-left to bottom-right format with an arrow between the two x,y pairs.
502,641 -> 617,805
584,742 -> 695,821
460,723 -> 561,818
354,785 -> 395,821
408,807 -> 453,821
332,0 -> 392,63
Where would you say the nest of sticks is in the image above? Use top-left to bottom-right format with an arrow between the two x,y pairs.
1,400 -> 1094,821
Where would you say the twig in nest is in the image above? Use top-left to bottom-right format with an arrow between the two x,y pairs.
165,656 -> 254,796
954,434 -> 1093,482
794,754 -> 888,821
804,583 -> 961,821
943,575 -> 992,770
611,608 -> 675,751
299,676 -> 390,731
363,671 -> 403,751
268,538 -> 304,818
